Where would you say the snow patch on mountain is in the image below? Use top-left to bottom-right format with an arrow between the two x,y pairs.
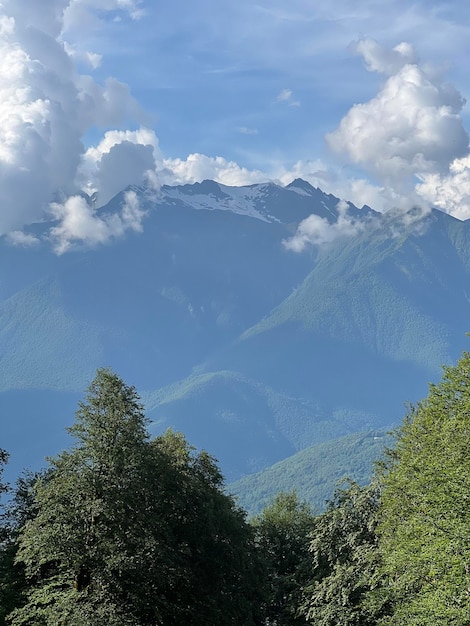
161,180 -> 283,223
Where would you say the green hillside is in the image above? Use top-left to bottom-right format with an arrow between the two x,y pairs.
240,211 -> 470,373
0,279 -> 102,391
146,370 -> 365,480
229,430 -> 394,515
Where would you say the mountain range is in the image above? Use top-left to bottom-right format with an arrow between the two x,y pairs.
2,178 -> 470,511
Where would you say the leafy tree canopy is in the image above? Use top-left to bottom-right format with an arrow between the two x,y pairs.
9,368 -> 264,626
300,480 -> 385,626
377,351 -> 470,624
252,492 -> 316,625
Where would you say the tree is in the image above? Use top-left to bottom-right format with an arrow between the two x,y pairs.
376,351 -> 470,624
8,369 -> 154,625
252,492 -> 315,625
0,449 -> 14,625
151,430 -> 266,626
0,471 -> 41,626
0,449 -> 7,489
0,449 -> 8,536
9,368 -> 264,626
0,449 -> 13,625
300,481 -> 386,626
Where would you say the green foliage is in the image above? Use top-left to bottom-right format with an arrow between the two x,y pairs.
9,369 -> 264,626
0,448 -> 12,625
149,430 -> 266,626
377,351 -> 470,624
0,471 -> 42,626
0,449 -> 7,494
252,492 -> 315,625
300,481 -> 386,626
230,431 -> 392,515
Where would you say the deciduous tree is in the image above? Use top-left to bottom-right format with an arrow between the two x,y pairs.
300,481 -> 385,626
253,492 -> 315,625
377,351 -> 470,624
9,369 -> 264,626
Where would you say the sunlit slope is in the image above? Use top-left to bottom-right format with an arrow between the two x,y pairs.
228,430 -> 394,515
242,210 -> 470,367
198,210 -> 470,418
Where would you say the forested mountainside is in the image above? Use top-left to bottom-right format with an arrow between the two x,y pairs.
229,429 -> 393,515
2,179 -> 470,495
2,351 -> 470,625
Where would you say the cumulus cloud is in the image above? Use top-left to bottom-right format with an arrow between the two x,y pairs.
416,156 -> 470,220
5,10 -> 470,255
283,199 -> 368,252
79,128 -> 160,205
0,0 -> 148,240
327,38 -> 470,217
49,189 -> 146,253
159,153 -> 269,187
63,41 -> 102,69
350,39 -> 418,76
328,39 -> 468,187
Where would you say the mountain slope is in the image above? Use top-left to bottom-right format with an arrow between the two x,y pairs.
1,184 -> 319,393
2,180 -> 470,492
229,430 -> 394,515
149,206 -> 470,479
145,370 -> 363,480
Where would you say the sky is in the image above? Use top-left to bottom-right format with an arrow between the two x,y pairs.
1,0 -> 470,250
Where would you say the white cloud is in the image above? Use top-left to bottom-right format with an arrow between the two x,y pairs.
416,156 -> 470,220
63,41 -> 102,68
0,0 -> 147,238
63,0 -> 145,32
350,39 -> 418,76
327,39 -> 469,189
276,159 -> 334,188
6,231 -> 40,247
79,128 -> 161,205
284,199 -> 368,251
324,38 -> 470,218
3,4 -> 470,253
159,153 -> 269,187
49,189 -> 146,253
276,88 -> 300,107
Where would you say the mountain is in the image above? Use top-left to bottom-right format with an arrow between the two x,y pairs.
229,430 -> 394,516
1,179 -> 470,505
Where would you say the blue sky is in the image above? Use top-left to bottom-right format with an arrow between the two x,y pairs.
2,0 -> 470,247
85,0 -> 470,166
